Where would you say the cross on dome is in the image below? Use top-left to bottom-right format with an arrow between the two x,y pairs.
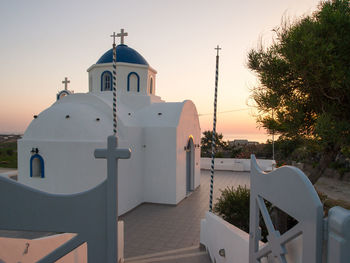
117,29 -> 128,45
215,45 -> 221,56
62,77 -> 70,90
110,32 -> 118,45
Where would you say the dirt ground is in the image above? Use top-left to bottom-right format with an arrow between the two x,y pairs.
0,168 -> 16,173
315,177 -> 350,202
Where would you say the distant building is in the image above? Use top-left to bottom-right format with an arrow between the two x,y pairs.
248,141 -> 259,146
228,139 -> 259,147
232,139 -> 249,146
0,135 -> 22,143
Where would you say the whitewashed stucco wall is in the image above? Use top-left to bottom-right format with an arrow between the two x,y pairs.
200,212 -> 301,263
88,62 -> 155,95
143,127 -> 177,204
176,100 -> 201,203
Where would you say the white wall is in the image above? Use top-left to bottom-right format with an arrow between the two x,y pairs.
176,100 -> 201,202
0,170 -> 17,179
200,212 -> 302,263
143,126 -> 177,204
18,135 -> 144,216
88,62 -> 151,95
18,140 -> 107,194
200,212 -> 251,263
0,221 -> 124,263
118,126 -> 144,215
201,158 -> 276,172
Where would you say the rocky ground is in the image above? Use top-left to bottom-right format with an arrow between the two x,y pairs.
315,177 -> 350,202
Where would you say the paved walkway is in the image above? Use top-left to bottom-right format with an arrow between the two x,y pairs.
121,170 -> 250,262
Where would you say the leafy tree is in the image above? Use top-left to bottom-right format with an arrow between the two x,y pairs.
247,0 -> 350,183
235,143 -> 272,159
201,130 -> 227,157
229,146 -> 242,158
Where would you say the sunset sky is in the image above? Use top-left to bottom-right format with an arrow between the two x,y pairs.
0,0 -> 320,142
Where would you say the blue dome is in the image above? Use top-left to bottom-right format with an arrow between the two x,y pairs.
96,44 -> 149,66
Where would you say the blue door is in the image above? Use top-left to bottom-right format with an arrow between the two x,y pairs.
186,137 -> 195,193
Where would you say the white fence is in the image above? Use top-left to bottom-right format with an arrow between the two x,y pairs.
200,156 -> 350,263
0,135 -> 130,263
201,157 -> 276,172
200,212 -> 250,263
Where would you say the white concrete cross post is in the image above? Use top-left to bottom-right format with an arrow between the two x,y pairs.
117,28 -> 128,45
215,45 -> 221,56
110,32 -> 118,46
94,135 -> 131,263
62,77 -> 70,90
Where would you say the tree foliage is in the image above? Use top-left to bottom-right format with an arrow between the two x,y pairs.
200,130 -> 227,157
0,142 -> 17,168
248,0 -> 350,183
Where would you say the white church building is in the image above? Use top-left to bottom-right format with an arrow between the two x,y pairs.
17,32 -> 201,215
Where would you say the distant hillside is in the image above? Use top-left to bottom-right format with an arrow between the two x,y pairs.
0,135 -> 21,168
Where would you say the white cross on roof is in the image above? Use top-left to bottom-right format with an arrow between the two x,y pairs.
62,77 -> 70,90
117,29 -> 128,45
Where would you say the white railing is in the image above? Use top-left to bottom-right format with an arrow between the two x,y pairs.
327,206 -> 350,262
249,155 -> 323,262
0,135 -> 130,262
0,170 -> 17,179
201,155 -> 350,263
201,157 -> 276,172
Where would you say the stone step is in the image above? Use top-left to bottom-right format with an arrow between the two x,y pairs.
125,245 -> 210,263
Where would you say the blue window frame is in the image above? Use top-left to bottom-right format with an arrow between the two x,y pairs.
101,71 -> 113,91
56,90 -> 70,101
127,72 -> 140,92
30,154 -> 45,178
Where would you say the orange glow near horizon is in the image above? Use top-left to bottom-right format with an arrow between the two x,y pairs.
0,0 -> 320,144
199,111 -> 269,142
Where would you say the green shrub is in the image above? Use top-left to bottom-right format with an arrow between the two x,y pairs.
214,185 -> 250,232
215,152 -> 224,158
214,185 -> 350,242
0,142 -> 17,168
214,185 -> 270,241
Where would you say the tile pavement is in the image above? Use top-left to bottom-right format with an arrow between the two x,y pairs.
0,168 -> 250,262
121,170 -> 250,262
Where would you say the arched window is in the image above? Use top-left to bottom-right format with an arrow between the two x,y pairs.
101,71 -> 112,91
56,90 -> 70,101
30,154 -> 45,178
127,72 -> 140,92
150,77 -> 153,94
